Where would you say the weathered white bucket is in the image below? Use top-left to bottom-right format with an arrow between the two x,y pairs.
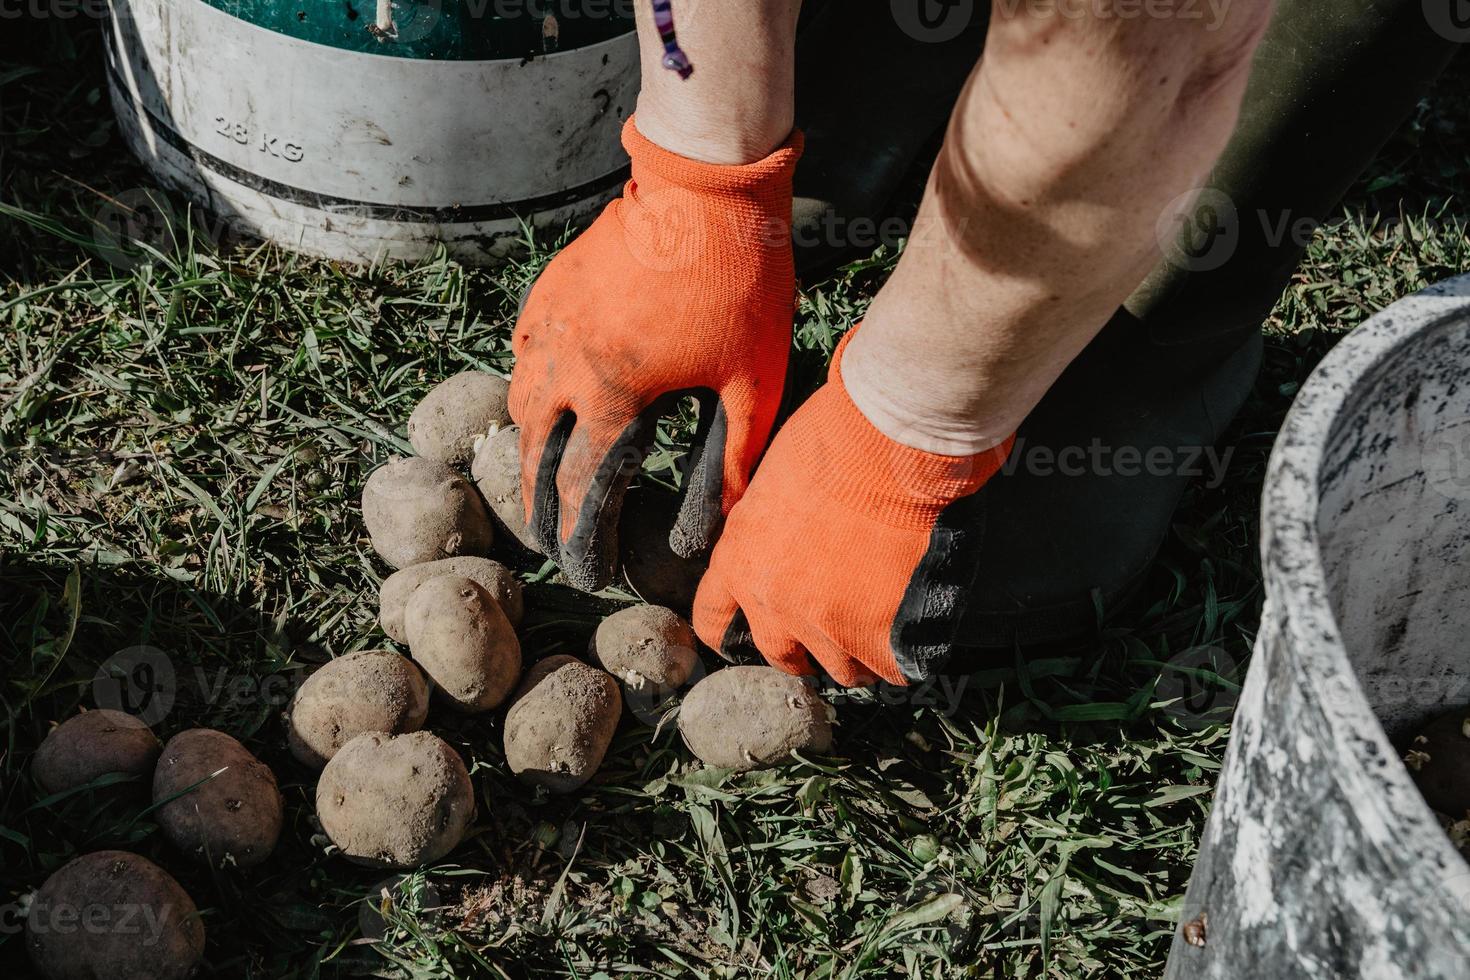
1165,274 -> 1470,979
104,0 -> 640,264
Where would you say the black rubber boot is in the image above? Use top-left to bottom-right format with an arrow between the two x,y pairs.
956,0 -> 1461,649
791,0 -> 987,279
960,317 -> 1262,647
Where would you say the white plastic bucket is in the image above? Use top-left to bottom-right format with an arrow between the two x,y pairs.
1165,274 -> 1470,978
105,0 -> 640,263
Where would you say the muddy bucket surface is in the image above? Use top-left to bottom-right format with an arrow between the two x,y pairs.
1164,274 -> 1470,979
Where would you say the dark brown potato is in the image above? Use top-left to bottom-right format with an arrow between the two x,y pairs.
407,371 -> 511,466
153,729 -> 283,869
378,556 -> 524,643
618,486 -> 709,613
26,850 -> 205,980
405,575 -> 522,713
362,457 -> 494,569
32,710 -> 161,800
317,731 -> 475,868
678,667 -> 833,771
285,651 -> 430,769
504,660 -> 622,794
1408,709 -> 1470,816
590,605 -> 699,699
471,424 -> 544,556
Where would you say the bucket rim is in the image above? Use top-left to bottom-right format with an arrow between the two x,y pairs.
1259,271 -> 1470,874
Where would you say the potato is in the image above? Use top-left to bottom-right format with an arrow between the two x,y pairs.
317,731 -> 475,868
590,605 -> 699,701
153,729 -> 283,868
678,667 -> 833,771
378,556 -> 524,644
470,424 -> 543,556
510,655 -> 583,706
407,371 -> 511,466
32,709 -> 161,800
405,576 -> 522,712
504,660 -> 621,794
362,457 -> 494,569
618,486 -> 709,613
284,651 -> 430,769
1408,709 -> 1470,816
26,850 -> 205,980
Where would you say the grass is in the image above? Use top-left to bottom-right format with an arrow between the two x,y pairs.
2,17 -> 1469,980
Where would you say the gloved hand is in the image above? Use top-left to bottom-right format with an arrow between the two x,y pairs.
509,117 -> 804,591
692,332 -> 1014,687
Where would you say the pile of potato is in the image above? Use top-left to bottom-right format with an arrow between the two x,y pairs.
21,370 -> 836,978
27,711 -> 282,978
338,371 -> 835,853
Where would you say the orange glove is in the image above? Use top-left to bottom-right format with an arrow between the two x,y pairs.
693,332 -> 1014,687
510,117 -> 803,591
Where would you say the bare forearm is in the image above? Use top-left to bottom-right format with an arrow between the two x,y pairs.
844,1 -> 1275,454
633,0 -> 803,165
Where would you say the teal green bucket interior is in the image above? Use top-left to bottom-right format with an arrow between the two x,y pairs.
204,0 -> 635,59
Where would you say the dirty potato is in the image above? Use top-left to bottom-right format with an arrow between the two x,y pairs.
407,370 -> 511,466
27,850 -> 205,980
32,709 -> 161,800
285,651 -> 430,769
153,729 -> 283,868
470,424 -> 543,555
590,605 -> 699,701
678,667 -> 833,771
378,556 -> 524,643
504,660 -> 622,794
405,575 -> 522,712
509,655 -> 583,706
362,457 -> 493,569
316,731 -> 475,868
